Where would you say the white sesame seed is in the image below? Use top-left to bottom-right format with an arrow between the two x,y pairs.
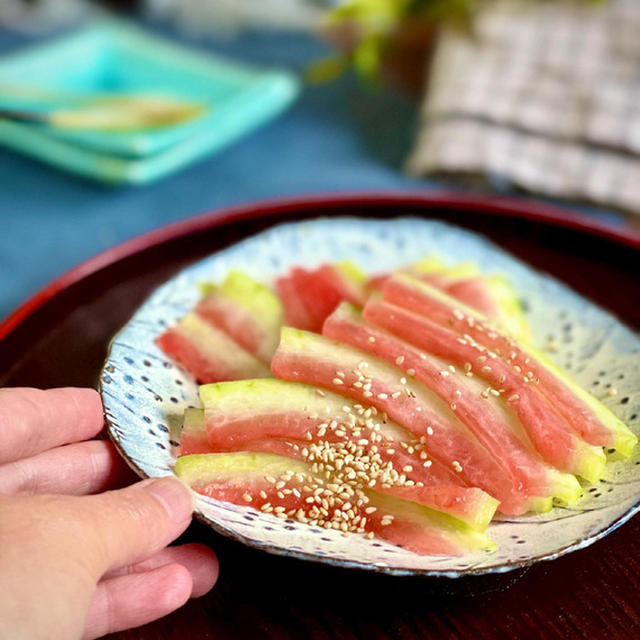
368,336 -> 376,343
507,393 -> 520,402
332,378 -> 344,385
426,426 -> 434,435
395,355 -> 405,365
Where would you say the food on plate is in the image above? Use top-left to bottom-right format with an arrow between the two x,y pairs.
381,273 -> 635,456
182,379 -> 500,529
322,302 -> 582,507
363,294 -> 607,483
198,271 -> 283,364
154,257 -> 634,556
366,257 -> 529,339
275,261 -> 367,332
174,451 -> 496,555
156,312 -> 271,383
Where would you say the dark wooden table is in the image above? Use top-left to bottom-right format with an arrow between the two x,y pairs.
2,194 -> 639,640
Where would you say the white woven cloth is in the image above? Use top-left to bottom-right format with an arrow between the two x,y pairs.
408,0 -> 640,215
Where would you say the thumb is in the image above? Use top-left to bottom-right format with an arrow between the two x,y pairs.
80,476 -> 195,577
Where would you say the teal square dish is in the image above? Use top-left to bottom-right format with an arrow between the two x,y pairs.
0,20 -> 300,183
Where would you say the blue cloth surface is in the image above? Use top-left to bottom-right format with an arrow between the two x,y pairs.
0,19 -> 626,319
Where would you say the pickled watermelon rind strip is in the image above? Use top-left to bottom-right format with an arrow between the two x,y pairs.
196,378 -> 500,530
174,451 -> 497,555
383,273 -> 636,459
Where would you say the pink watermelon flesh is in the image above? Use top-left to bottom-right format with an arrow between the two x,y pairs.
185,383 -> 498,528
271,328 -> 533,514
175,452 -> 496,555
363,296 -> 605,482
196,295 -> 272,364
155,313 -> 271,383
366,272 -> 501,322
323,303 -> 581,507
275,275 -> 315,331
276,264 -> 365,333
383,273 -> 634,455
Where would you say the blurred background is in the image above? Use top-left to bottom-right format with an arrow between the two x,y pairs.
1,0 -> 639,320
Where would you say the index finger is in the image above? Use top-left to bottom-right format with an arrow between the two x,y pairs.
0,387 -> 104,465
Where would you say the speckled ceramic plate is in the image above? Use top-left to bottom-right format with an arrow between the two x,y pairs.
101,217 -> 640,577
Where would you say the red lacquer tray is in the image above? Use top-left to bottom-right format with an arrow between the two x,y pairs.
1,192 -> 639,640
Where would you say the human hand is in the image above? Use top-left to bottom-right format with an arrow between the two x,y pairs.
0,387 -> 218,640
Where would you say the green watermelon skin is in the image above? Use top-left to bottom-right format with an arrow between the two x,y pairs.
175,452 -> 496,556
271,327 -> 538,515
323,303 -> 581,508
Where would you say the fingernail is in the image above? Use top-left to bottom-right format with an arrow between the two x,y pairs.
144,476 -> 194,523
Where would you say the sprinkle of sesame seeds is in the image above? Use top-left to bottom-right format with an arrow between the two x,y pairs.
423,460 -> 432,467
336,370 -> 345,378
265,476 -> 276,484
377,393 -> 388,400
440,370 -> 450,377
402,465 -> 413,472
407,368 -> 416,376
507,394 -> 520,402
481,365 -> 492,373
490,389 -> 501,397
449,365 -> 456,373
452,461 -> 463,473
332,378 -> 344,385
426,426 -> 434,435
395,355 -> 405,365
